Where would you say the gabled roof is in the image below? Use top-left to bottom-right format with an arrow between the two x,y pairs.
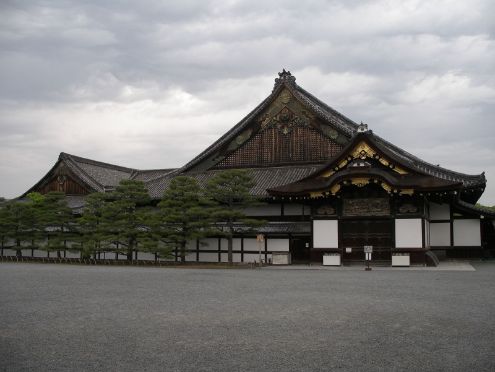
60,153 -> 135,190
179,70 -> 359,172
268,129 -> 485,200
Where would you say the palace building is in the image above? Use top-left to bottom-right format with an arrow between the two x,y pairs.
22,70 -> 495,265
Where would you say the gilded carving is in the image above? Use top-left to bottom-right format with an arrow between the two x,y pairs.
260,106 -> 310,135
343,198 -> 390,216
399,203 -> 419,214
316,205 -> 335,215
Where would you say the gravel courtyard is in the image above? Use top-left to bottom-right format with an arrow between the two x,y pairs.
1,262 -> 494,372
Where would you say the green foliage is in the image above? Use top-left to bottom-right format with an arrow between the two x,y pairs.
476,203 -> 495,212
206,169 -> 266,264
0,171 -> 267,264
156,176 -> 211,262
38,192 -> 76,257
98,180 -> 155,261
78,192 -> 107,258
0,198 -> 40,256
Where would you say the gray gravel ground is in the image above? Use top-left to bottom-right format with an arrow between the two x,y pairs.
1,262 -> 494,372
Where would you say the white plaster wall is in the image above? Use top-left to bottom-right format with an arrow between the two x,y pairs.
66,250 -> 80,258
243,238 -> 260,252
137,252 -> 155,261
33,249 -> 46,258
429,202 -> 450,220
243,253 -> 266,263
198,252 -> 219,262
185,252 -> 197,262
2,249 -> 16,256
267,239 -> 290,252
199,238 -> 219,251
313,220 -> 338,248
395,219 -> 423,248
220,238 -> 241,251
244,204 -> 281,216
220,253 -> 242,262
430,223 -> 451,247
284,204 -> 306,216
454,219 -> 481,246
21,249 -> 31,256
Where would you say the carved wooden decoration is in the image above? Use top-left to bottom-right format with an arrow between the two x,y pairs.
316,205 -> 336,215
215,89 -> 343,168
398,203 -> 419,214
343,198 -> 390,217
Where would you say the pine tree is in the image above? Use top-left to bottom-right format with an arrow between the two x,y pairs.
78,192 -> 107,259
156,176 -> 211,263
39,192 -> 75,258
100,180 -> 153,261
206,169 -> 265,264
0,200 -> 37,257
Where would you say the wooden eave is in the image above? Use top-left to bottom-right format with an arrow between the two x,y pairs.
20,154 -> 99,198
268,130 -> 477,197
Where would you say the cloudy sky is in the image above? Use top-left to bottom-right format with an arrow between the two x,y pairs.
1,0 -> 494,204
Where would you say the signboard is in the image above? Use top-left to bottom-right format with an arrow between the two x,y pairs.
345,247 -> 352,253
343,198 -> 390,217
364,245 -> 373,253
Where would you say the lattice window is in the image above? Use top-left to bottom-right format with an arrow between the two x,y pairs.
216,126 -> 342,168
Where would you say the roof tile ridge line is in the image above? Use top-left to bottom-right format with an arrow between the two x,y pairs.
179,84 -> 286,172
144,169 -> 182,185
136,168 -> 178,173
62,153 -> 106,191
61,152 -> 136,173
293,85 -> 359,129
183,163 -> 321,174
373,135 -> 485,181
138,169 -> 178,183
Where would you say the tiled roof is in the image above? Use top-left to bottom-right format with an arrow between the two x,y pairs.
373,136 -> 485,187
146,165 -> 320,199
131,169 -> 177,182
61,153 -> 135,190
455,200 -> 495,218
22,71 -> 487,205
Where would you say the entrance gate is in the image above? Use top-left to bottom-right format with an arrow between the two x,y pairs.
341,219 -> 393,264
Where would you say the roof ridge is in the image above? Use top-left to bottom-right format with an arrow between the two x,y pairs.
178,84 -> 282,172
135,168 -> 177,173
61,154 -> 105,190
60,152 -> 136,173
293,85 -> 359,133
372,136 -> 485,182
144,169 -> 182,185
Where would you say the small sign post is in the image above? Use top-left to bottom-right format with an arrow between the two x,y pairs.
364,245 -> 373,271
256,234 -> 265,266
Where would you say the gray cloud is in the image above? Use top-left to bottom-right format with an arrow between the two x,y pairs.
0,0 -> 494,204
